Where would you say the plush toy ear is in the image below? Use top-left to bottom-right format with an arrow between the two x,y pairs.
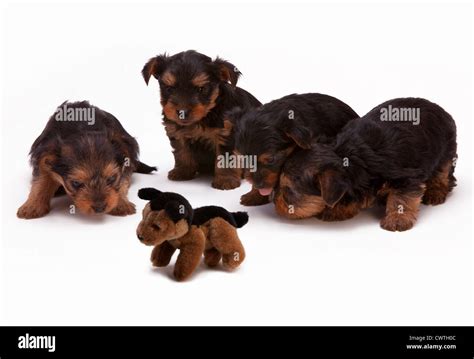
214,57 -> 241,87
142,55 -> 167,85
282,118 -> 312,149
318,169 -> 348,208
164,200 -> 190,223
138,188 -> 162,201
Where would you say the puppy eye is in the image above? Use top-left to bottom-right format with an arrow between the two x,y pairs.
70,180 -> 83,190
197,86 -> 204,93
106,175 -> 117,185
266,155 -> 276,165
152,224 -> 161,231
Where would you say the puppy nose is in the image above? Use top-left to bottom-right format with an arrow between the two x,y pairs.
92,203 -> 106,213
137,234 -> 144,241
176,109 -> 189,119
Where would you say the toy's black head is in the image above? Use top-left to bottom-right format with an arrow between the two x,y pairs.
142,50 -> 241,126
231,106 -> 310,196
136,188 -> 194,246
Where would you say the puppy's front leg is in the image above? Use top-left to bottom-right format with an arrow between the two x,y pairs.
380,186 -> 424,232
109,177 -> 136,216
173,227 -> 206,281
17,174 -> 60,219
240,186 -> 270,206
168,138 -> 199,181
212,146 -> 242,190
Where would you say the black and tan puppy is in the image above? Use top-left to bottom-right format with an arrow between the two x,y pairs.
232,93 -> 359,206
17,101 -> 156,219
274,98 -> 457,232
137,188 -> 247,281
142,50 -> 261,190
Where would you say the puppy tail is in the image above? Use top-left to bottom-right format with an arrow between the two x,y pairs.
135,161 -> 157,174
231,211 -> 249,228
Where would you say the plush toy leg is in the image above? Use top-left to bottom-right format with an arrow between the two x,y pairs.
173,227 -> 206,281
204,248 -> 222,267
151,241 -> 177,267
208,218 -> 246,270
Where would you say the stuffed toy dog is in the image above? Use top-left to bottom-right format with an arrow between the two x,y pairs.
136,188 -> 247,281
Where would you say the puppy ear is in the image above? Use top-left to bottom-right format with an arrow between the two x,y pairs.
138,188 -> 162,201
282,119 -> 312,149
142,55 -> 167,85
318,169 -> 348,207
214,57 -> 241,87
164,200 -> 190,222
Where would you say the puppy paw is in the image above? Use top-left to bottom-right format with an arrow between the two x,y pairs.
212,176 -> 241,190
109,200 -> 136,216
17,202 -> 50,219
422,190 -> 447,206
380,214 -> 416,232
168,168 -> 197,181
240,191 -> 269,206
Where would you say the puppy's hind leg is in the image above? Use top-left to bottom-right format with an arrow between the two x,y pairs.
17,174 -> 60,219
208,218 -> 245,270
423,161 -> 455,205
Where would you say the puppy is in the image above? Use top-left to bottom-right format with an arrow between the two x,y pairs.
274,98 -> 457,232
137,188 -> 247,281
17,101 -> 156,219
232,93 -> 359,206
142,50 -> 261,190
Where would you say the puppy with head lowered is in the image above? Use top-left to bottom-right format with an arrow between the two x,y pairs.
274,98 -> 457,232
232,93 -> 359,206
142,50 -> 261,190
17,101 -> 156,219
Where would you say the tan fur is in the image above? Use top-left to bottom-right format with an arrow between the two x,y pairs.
137,207 -> 246,281
191,73 -> 209,87
380,186 -> 425,232
422,161 -> 453,205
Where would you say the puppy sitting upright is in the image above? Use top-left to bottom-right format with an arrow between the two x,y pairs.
17,101 -> 156,219
142,50 -> 261,190
232,93 -> 359,206
274,98 -> 457,232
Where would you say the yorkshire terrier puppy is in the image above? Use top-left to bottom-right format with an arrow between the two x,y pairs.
17,101 -> 156,219
142,50 -> 261,190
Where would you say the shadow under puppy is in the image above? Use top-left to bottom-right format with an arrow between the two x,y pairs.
17,101 -> 156,219
274,98 -> 457,232
231,93 -> 359,206
142,50 -> 261,190
137,188 -> 247,281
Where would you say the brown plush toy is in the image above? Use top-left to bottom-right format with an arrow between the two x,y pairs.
136,188 -> 247,281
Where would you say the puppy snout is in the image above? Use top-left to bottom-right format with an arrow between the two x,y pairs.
92,202 -> 106,213
176,108 -> 189,119
137,233 -> 144,241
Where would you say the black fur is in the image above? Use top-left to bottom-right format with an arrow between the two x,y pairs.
231,93 -> 359,189
284,97 -> 457,207
30,101 -> 156,178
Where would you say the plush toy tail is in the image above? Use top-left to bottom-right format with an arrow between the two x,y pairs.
135,161 -> 157,174
231,212 -> 249,228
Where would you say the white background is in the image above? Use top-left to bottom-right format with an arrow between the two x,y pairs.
0,1 -> 472,325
